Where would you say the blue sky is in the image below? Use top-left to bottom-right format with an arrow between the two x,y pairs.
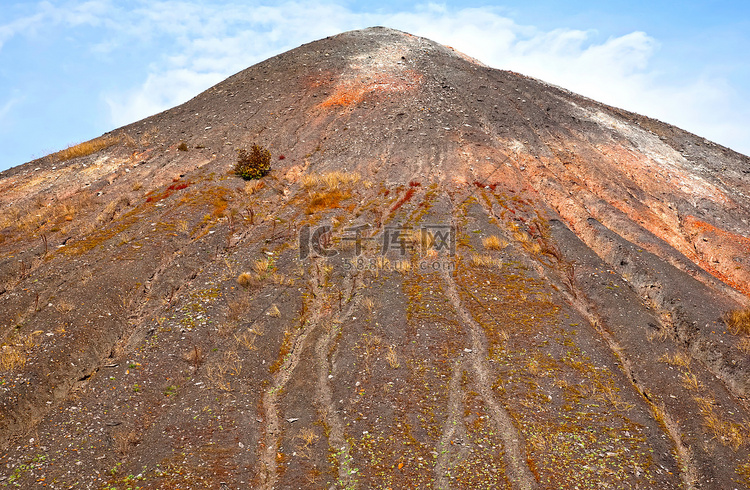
1,1 -> 748,171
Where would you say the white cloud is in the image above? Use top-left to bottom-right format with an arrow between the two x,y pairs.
105,69 -> 226,126
0,95 -> 23,127
0,1 -> 113,50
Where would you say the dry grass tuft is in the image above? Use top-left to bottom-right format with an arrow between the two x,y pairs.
527,432 -> 547,452
680,372 -> 702,391
0,331 -> 43,372
0,345 -> 26,372
738,459 -> 750,486
294,427 -> 320,458
253,257 -> 275,275
245,180 -> 265,196
271,272 -> 294,286
52,134 -> 121,162
237,272 -> 254,288
206,350 -> 242,391
394,260 -> 411,273
659,351 -> 691,368
183,345 -> 204,369
647,327 -> 670,343
302,171 -> 360,191
362,297 -> 376,315
227,296 -> 251,322
55,300 -> 75,314
307,189 -> 349,214
513,231 -> 531,243
694,395 -> 748,450
470,253 -> 503,269
738,338 -> 750,355
724,309 -> 750,336
526,358 -> 542,376
386,345 -> 400,369
482,235 -> 508,250
235,327 -> 263,351
267,304 -> 281,318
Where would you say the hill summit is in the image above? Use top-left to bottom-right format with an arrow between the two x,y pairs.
1,27 -> 750,488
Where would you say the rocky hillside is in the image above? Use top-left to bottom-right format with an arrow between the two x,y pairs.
1,27 -> 749,489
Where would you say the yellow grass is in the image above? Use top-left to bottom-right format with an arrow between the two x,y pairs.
0,345 -> 25,371
302,171 -> 361,191
680,372 -> 702,391
724,309 -> 750,336
470,253 -> 503,269
52,134 -> 121,162
237,272 -> 254,288
482,235 -> 508,250
694,395 -> 748,450
659,351 -> 691,368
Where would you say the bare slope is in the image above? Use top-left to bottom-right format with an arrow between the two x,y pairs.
1,27 -> 750,488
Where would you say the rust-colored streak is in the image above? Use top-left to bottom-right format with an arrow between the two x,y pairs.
318,71 -> 422,109
684,216 -> 750,295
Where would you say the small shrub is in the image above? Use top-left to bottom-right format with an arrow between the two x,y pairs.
235,144 -> 271,180
177,141 -> 188,151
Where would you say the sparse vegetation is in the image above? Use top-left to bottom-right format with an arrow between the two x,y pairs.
386,345 -> 400,369
680,372 -> 702,391
235,144 -> 272,180
0,331 -> 43,372
470,253 -> 503,269
245,179 -> 265,195
227,296 -> 251,322
659,351 -> 691,368
267,304 -> 281,317
482,235 -> 508,250
307,189 -> 349,214
206,350 -> 242,391
50,134 -> 121,162
235,327 -> 263,351
723,308 -> 750,336
177,141 -> 189,151
237,272 -> 254,288
0,344 -> 26,372
694,395 -> 748,450
183,345 -> 204,369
